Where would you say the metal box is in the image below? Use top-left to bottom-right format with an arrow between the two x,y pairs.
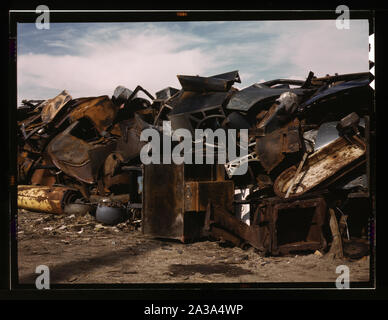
142,163 -> 234,242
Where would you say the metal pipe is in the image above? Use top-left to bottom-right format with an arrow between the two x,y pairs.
285,152 -> 309,198
18,185 -> 80,214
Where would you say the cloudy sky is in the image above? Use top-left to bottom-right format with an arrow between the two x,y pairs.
17,20 -> 369,104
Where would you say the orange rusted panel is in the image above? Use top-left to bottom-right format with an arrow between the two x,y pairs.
69,96 -> 118,134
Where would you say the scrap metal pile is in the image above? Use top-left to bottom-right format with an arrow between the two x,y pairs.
17,70 -> 374,256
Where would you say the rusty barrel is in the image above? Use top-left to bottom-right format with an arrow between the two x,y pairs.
17,185 -> 81,214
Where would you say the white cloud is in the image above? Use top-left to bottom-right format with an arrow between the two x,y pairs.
249,20 -> 369,78
18,24 -> 218,102
17,20 -> 369,104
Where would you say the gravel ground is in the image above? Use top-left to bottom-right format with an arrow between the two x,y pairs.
17,209 -> 371,285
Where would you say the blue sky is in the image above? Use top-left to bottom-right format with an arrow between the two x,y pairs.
17,20 -> 369,103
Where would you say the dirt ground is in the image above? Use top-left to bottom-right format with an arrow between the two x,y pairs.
17,209 -> 371,285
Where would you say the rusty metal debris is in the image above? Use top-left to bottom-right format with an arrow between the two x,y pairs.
17,70 -> 374,257
17,185 -> 81,214
274,135 -> 366,198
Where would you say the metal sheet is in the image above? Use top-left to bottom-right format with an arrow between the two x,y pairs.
142,164 -> 185,240
47,121 -> 117,184
40,90 -> 72,123
223,112 -> 250,129
226,83 -> 308,112
177,70 -> 240,92
69,95 -> 118,134
115,114 -> 151,162
301,78 -> 370,107
315,122 -> 340,151
167,91 -> 229,116
184,181 -> 234,212
255,118 -> 302,173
